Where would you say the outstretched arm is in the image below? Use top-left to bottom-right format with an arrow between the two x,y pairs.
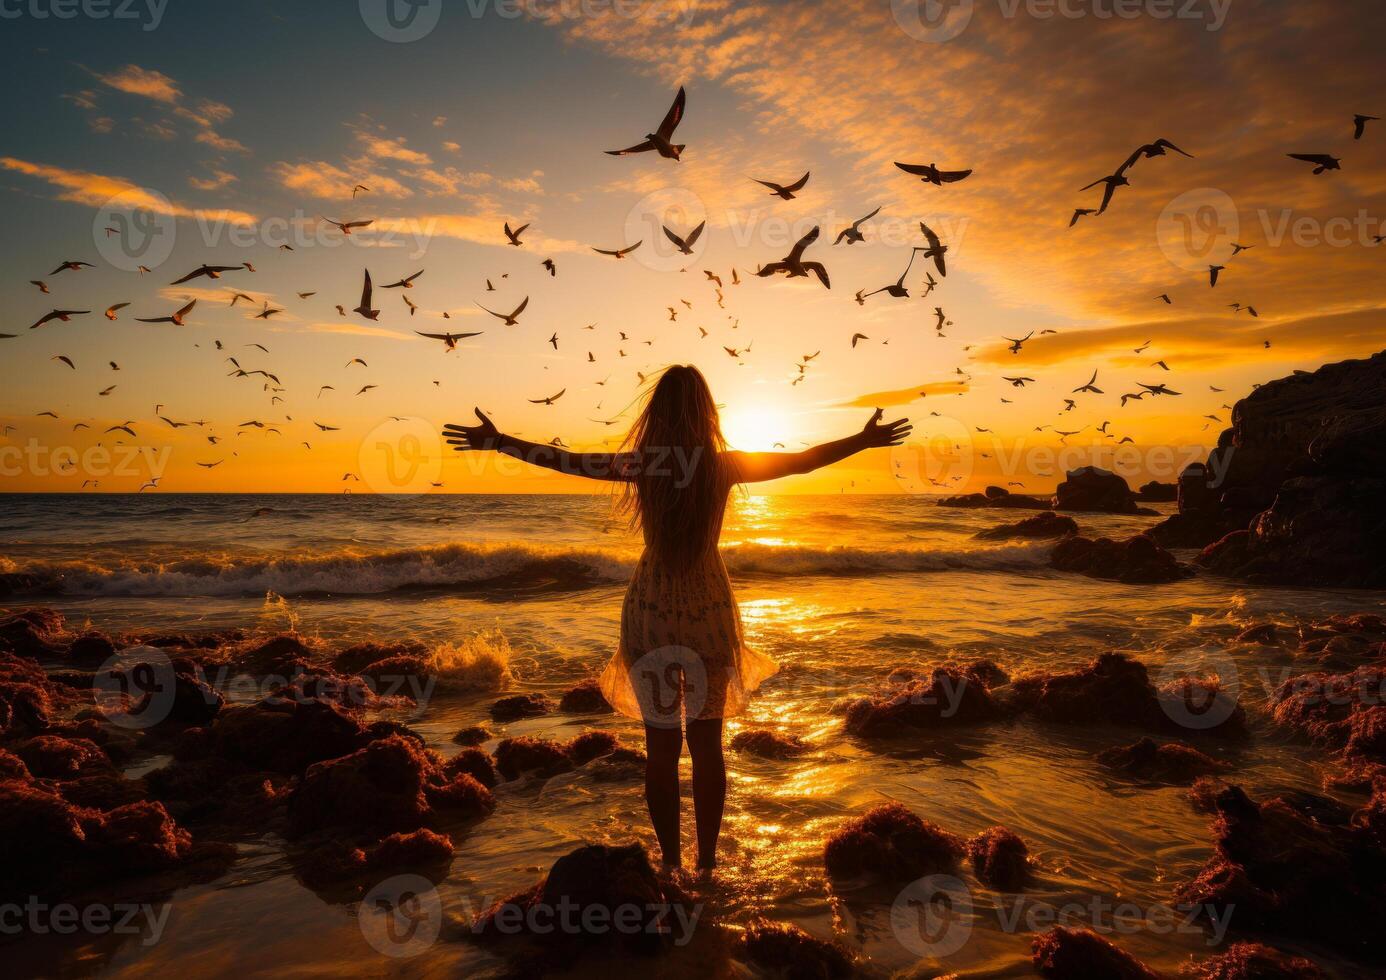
444,409 -> 632,481
726,409 -> 910,483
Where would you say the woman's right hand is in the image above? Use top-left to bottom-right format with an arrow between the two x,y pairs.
858,408 -> 911,448
444,408 -> 501,451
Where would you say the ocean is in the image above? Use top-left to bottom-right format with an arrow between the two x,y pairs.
2,492 -> 1380,976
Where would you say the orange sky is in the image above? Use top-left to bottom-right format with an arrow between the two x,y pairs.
2,0 -> 1384,494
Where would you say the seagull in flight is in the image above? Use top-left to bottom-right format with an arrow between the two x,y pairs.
170,264 -> 240,284
50,260 -> 94,275
1117,139 -> 1193,173
137,299 -> 196,326
1079,173 -> 1129,214
894,161 -> 973,185
591,241 -> 642,259
416,330 -> 483,351
1354,114 -> 1379,140
751,171 -> 810,200
834,206 -> 881,245
1209,265 -> 1225,287
478,296 -> 529,325
503,221 -> 529,246
605,86 -> 687,160
1003,331 -> 1033,354
529,388 -> 566,405
30,309 -> 90,329
322,216 -> 373,235
1070,208 -> 1097,227
755,226 -> 829,288
353,269 -> 380,320
383,270 -> 424,289
1073,370 -> 1103,394
1287,153 -> 1341,175
1138,382 -> 1182,396
915,222 -> 949,276
663,220 -> 705,255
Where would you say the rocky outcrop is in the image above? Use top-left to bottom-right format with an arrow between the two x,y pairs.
1153,351 -> 1386,585
1137,480 -> 1179,502
1032,927 -> 1160,979
938,486 -> 1049,509
1050,533 -> 1193,583
975,511 -> 1078,540
1051,467 -> 1156,515
823,802 -> 964,881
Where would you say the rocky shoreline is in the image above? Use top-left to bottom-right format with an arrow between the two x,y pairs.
4,604 -> 1385,975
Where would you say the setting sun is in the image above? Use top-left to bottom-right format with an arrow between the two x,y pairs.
722,404 -> 795,452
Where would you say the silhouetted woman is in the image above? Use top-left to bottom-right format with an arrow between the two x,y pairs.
445,365 -> 910,869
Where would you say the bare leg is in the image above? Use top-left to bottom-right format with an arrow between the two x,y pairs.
685,717 -> 726,869
643,724 -> 683,867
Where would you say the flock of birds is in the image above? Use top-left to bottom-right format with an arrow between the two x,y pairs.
5,85 -> 1381,491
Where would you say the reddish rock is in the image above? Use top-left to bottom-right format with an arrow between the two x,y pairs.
976,510 -> 1079,540
844,665 -> 998,737
1009,653 -> 1165,729
823,802 -> 964,881
452,724 -> 492,746
65,631 -> 117,664
493,736 -> 573,780
333,640 -> 428,675
1050,533 -> 1192,583
198,696 -> 369,773
1097,737 -> 1227,784
739,919 -> 855,979
567,730 -> 620,765
445,747 -> 498,788
587,746 -> 647,781
0,747 -> 29,780
1032,926 -> 1160,980
1137,480 -> 1179,502
490,692 -> 553,722
1175,783 -> 1386,957
558,678 -> 613,714
287,734 -> 493,838
967,826 -> 1030,890
0,608 -> 66,658
231,633 -> 325,675
1193,942 -> 1326,979
1271,665 -> 1386,763
472,843 -> 691,956
10,735 -> 112,778
730,729 -> 811,758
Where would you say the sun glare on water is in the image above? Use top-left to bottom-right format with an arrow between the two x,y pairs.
722,405 -> 794,452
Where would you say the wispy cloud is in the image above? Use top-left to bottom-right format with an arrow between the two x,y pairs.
96,64 -> 181,103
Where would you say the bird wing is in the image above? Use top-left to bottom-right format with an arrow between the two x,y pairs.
359,269 -> 373,306
662,226 -> 687,250
1154,138 -> 1193,158
175,300 -> 197,318
784,171 -> 811,193
655,86 -> 686,140
803,263 -> 830,289
787,226 -> 821,263
919,222 -> 942,251
855,206 -> 882,227
938,168 -> 972,183
1288,153 -> 1335,166
893,161 -> 933,176
684,221 -> 705,248
510,296 -> 529,319
605,140 -> 655,156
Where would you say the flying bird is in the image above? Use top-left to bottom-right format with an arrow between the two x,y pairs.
1117,139 -> 1193,173
382,270 -> 424,289
503,221 -> 529,246
1287,153 -> 1341,175
1138,382 -> 1182,396
322,217 -> 373,235
1209,265 -> 1225,287
50,260 -> 94,275
591,241 -> 642,259
1070,208 -> 1096,227
755,226 -> 830,288
1004,331 -> 1033,354
663,221 -> 705,254
51,355 -> 75,370
136,299 -> 196,326
605,86 -> 686,160
416,330 -> 483,351
915,222 -> 949,276
529,388 -> 566,405
478,296 -> 529,325
353,269 -> 380,320
850,333 -> 869,348
1073,370 -> 1103,394
1079,173 -> 1129,214
751,172 -> 810,200
1155,294 -> 1171,304
170,264 -> 240,284
542,258 -> 556,276
834,206 -> 881,245
30,309 -> 90,329
30,280 -> 49,293
1354,114 -> 1379,140
894,161 -> 972,185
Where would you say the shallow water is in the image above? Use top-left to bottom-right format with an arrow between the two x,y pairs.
3,493 -> 1382,977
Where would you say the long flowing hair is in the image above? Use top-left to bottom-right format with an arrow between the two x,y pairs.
617,365 -> 728,569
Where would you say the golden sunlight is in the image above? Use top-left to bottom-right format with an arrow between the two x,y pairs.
721,404 -> 795,452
